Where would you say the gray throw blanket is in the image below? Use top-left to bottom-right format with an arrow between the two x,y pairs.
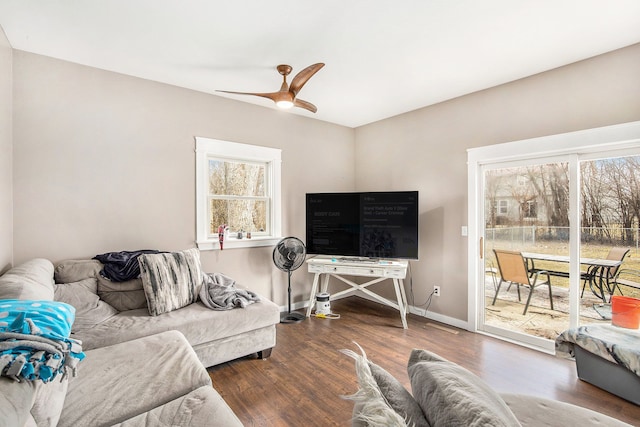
199,272 -> 261,310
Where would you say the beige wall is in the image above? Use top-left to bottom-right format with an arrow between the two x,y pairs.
354,43 -> 640,322
0,26 -> 12,273
11,51 -> 355,304
9,43 -> 640,319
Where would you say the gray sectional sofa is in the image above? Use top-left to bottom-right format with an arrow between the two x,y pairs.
0,256 -> 280,426
53,257 -> 280,367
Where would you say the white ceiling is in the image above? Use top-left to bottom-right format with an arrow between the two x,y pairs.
1,1 -> 639,128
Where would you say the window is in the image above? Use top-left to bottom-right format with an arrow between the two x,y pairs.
196,137 -> 282,250
522,200 -> 537,219
496,200 -> 508,216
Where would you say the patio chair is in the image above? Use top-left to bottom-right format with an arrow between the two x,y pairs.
580,247 -> 630,301
492,249 -> 554,315
611,268 -> 640,297
485,261 -> 499,290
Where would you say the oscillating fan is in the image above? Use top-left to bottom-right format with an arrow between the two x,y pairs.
273,237 -> 307,324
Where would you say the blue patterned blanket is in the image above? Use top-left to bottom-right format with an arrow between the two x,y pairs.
0,300 -> 85,383
555,324 -> 640,377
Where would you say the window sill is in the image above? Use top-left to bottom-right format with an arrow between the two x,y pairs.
197,236 -> 282,251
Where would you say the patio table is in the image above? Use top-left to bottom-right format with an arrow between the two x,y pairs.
522,252 -> 621,303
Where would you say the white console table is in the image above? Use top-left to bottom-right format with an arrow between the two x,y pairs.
305,256 -> 410,329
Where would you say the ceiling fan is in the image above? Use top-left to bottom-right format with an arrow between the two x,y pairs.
217,63 -> 325,113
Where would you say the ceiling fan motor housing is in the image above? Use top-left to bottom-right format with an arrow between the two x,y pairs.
277,64 -> 293,76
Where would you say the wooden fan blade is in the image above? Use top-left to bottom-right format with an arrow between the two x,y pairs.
289,63 -> 325,97
293,98 -> 318,113
216,90 -> 280,102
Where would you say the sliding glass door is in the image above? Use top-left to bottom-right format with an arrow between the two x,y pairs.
480,157 -> 574,351
579,154 -> 640,320
468,122 -> 640,353
482,159 -> 572,349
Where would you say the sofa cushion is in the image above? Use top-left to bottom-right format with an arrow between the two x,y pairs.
113,385 -> 243,426
54,278 -> 118,332
0,377 -> 36,427
407,349 -> 521,427
54,259 -> 148,311
97,276 -> 148,311
54,259 -> 102,283
0,259 -> 55,301
31,378 -> 69,427
71,297 -> 280,352
138,248 -> 203,316
59,330 -> 212,427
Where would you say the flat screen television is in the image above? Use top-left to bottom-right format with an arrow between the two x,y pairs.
305,191 -> 419,260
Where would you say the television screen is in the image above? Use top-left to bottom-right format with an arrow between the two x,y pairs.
305,191 -> 419,260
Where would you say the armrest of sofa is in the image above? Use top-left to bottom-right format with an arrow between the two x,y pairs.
114,385 -> 242,426
500,393 -> 632,427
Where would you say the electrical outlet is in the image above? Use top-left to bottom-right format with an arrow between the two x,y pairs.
433,285 -> 440,297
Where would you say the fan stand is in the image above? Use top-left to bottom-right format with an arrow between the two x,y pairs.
281,270 -> 305,324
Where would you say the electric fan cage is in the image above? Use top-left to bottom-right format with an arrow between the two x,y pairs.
273,237 -> 307,324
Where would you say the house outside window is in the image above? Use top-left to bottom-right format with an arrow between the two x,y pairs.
195,137 -> 282,250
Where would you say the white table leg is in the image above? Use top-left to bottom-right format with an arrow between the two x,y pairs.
321,274 -> 330,293
398,279 -> 409,307
306,273 -> 320,317
393,278 -> 408,329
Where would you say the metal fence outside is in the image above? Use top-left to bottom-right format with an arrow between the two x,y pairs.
485,226 -> 640,255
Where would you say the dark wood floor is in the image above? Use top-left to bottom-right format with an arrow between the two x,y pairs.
208,297 -> 640,426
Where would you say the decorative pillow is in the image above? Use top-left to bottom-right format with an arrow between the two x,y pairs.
368,362 -> 430,427
138,248 -> 203,316
54,278 -> 118,332
341,344 -> 412,427
407,349 -> 522,427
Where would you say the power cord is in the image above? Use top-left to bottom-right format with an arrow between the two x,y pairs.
407,261 -> 435,316
311,312 -> 341,319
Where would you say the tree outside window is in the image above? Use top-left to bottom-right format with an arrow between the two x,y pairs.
208,159 -> 268,235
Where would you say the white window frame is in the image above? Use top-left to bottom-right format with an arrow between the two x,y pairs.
195,137 -> 282,250
496,199 -> 508,216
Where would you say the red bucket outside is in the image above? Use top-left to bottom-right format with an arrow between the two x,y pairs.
611,295 -> 640,329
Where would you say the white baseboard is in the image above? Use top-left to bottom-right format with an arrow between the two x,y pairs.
282,292 -> 469,331
280,292 -> 352,313
406,304 -> 469,330
280,299 -> 311,313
